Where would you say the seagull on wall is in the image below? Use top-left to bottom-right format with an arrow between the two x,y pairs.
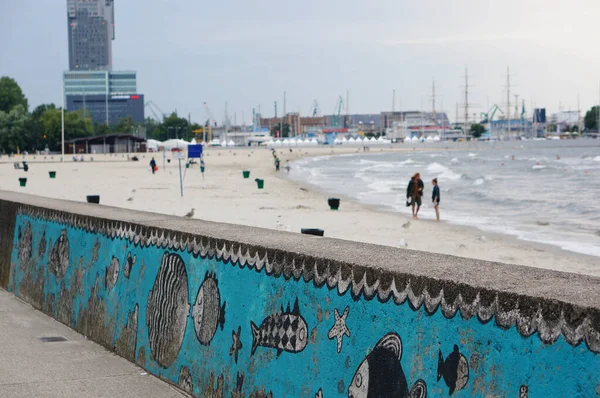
184,208 -> 195,218
328,306 -> 350,354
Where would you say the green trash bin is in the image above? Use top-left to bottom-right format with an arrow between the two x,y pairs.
19,178 -> 27,187
328,198 -> 340,210
243,170 -> 250,179
201,166 -> 205,173
186,163 -> 190,169
49,171 -> 56,179
255,178 -> 264,189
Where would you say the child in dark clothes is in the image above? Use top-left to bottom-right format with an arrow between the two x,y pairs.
432,178 -> 440,221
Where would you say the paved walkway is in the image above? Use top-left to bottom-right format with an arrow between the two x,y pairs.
0,289 -> 186,398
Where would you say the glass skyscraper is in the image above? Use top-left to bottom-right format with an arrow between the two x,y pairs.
64,1 -> 144,127
67,0 -> 115,71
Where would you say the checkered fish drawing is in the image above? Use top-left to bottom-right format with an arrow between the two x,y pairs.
250,298 -> 309,357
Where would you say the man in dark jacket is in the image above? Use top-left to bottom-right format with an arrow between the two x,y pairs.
406,173 -> 424,219
150,157 -> 157,174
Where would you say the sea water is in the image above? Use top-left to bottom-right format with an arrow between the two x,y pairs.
289,140 -> 600,257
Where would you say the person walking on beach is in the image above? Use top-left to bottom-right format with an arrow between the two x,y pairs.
149,157 -> 157,174
406,173 -> 424,219
275,157 -> 281,171
432,178 -> 440,221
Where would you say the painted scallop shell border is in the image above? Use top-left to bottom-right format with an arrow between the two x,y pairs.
16,205 -> 600,353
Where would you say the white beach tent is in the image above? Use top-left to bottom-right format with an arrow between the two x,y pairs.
433,135 -> 441,142
274,139 -> 282,147
227,140 -> 236,146
309,138 -> 319,145
147,139 -> 162,152
267,140 -> 275,148
163,139 -> 189,150
341,137 -> 348,144
426,136 -> 434,142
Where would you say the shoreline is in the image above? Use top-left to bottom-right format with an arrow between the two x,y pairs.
284,153 -> 600,258
1,145 -> 598,276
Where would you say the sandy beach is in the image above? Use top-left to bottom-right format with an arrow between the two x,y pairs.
1,145 -> 598,277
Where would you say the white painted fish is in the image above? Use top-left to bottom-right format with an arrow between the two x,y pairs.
250,298 -> 308,357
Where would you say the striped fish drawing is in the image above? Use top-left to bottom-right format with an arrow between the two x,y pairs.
250,298 -> 308,357
146,252 -> 190,368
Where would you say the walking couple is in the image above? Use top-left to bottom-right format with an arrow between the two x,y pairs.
406,173 -> 440,221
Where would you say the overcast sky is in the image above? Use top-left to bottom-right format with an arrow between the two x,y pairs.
1,0 -> 600,124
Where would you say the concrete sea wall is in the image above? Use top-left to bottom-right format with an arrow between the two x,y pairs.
1,190 -> 600,397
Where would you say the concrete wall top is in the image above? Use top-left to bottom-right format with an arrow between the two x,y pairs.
1,189 -> 600,353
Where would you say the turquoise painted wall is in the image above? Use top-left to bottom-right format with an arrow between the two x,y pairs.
9,213 -> 600,397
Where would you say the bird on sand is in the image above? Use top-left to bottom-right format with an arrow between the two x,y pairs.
184,208 -> 195,218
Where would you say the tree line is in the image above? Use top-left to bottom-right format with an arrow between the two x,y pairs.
0,76 -> 203,154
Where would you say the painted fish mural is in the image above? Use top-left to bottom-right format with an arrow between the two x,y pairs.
348,333 -> 427,398
18,222 -> 32,268
437,344 -> 469,395
124,252 -> 136,278
146,252 -> 190,368
192,271 -> 226,346
48,229 -> 69,278
250,298 -> 308,357
37,230 -> 47,259
105,256 -> 119,291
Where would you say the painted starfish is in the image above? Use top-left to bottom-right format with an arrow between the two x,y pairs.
229,326 -> 243,363
328,306 -> 350,353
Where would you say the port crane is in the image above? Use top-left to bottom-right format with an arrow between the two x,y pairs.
144,101 -> 167,122
332,96 -> 344,127
480,104 -> 504,138
480,104 -> 503,124
310,99 -> 321,117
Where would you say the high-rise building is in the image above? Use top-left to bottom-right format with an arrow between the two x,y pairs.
67,0 -> 115,71
64,71 -> 144,125
64,0 -> 144,127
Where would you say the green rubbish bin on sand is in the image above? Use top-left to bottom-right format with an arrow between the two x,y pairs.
19,178 -> 27,187
255,178 -> 264,189
243,170 -> 250,179
49,171 -> 56,179
328,198 -> 340,210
